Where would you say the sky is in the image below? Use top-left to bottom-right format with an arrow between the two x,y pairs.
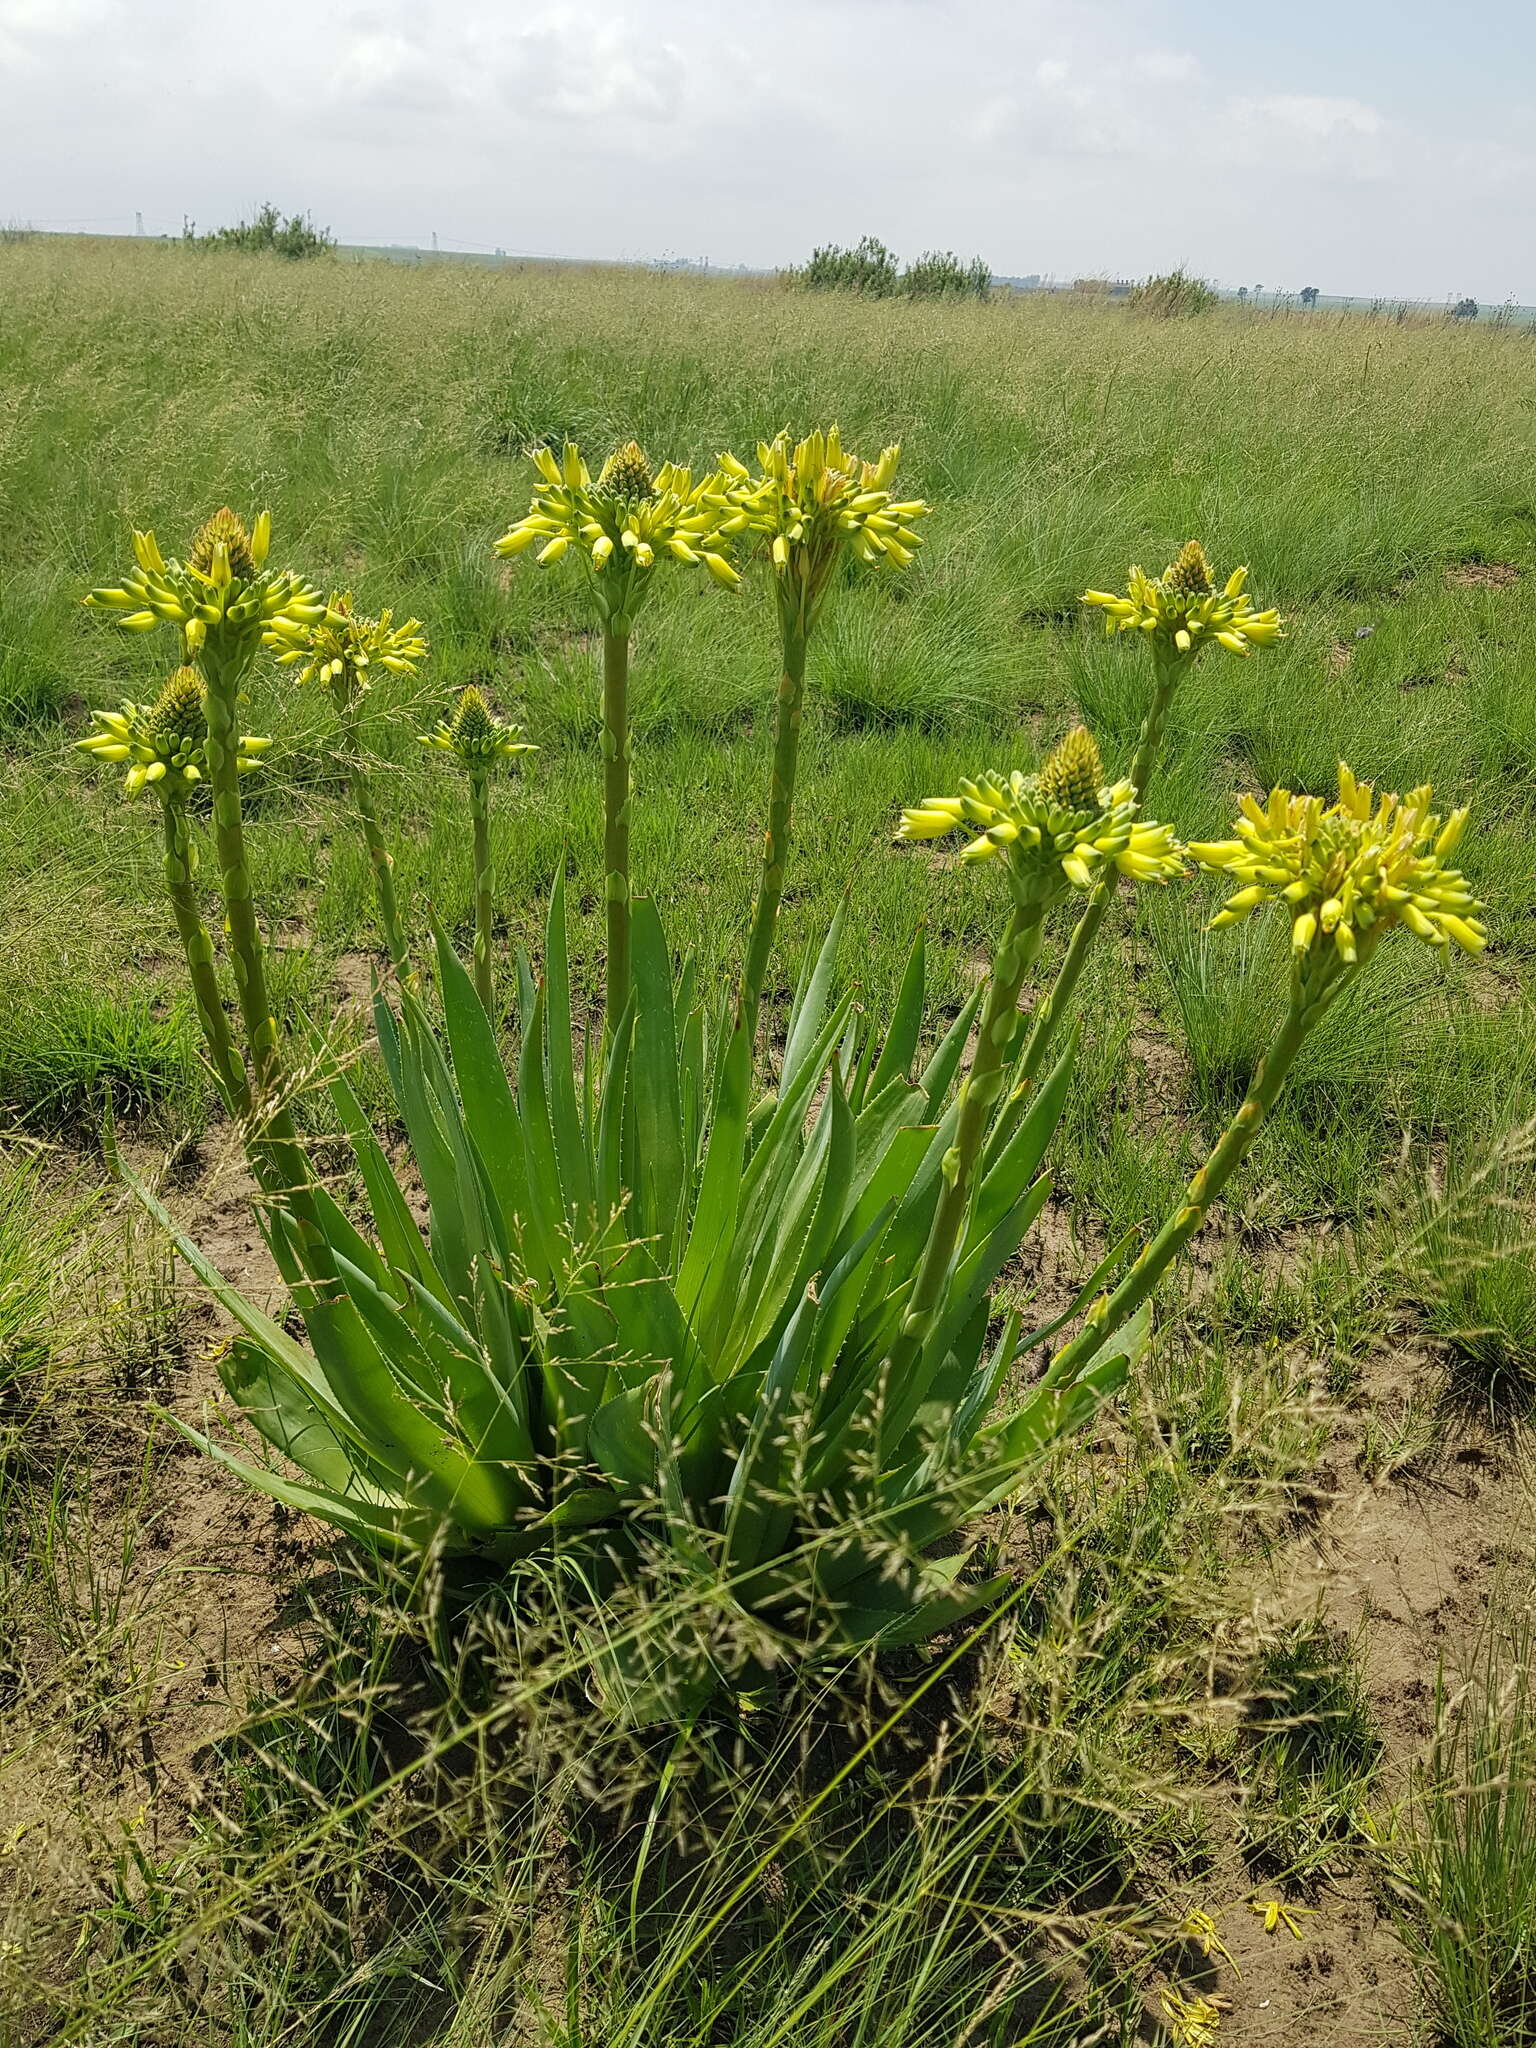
2,0 -> 1533,303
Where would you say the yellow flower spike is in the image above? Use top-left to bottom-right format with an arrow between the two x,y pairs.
493,438 -> 738,625
263,593 -> 429,708
722,426 -> 929,629
77,667 -> 269,799
1083,541 -> 1282,661
420,686 -> 537,774
85,510 -> 324,671
1191,762 -> 1488,980
899,726 -> 1182,908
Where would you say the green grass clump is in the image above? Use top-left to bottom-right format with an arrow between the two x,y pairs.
1396,1598 -> 1536,2047
0,1151 -> 99,1397
0,977 -> 203,1132
1239,1623 -> 1383,1880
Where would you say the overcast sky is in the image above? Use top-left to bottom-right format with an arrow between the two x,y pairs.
3,0 -> 1532,302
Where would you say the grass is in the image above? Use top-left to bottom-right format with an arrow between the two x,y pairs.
1,238 -> 1534,2044
1396,1590 -> 1536,2046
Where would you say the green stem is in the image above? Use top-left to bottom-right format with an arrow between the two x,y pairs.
1042,964 -> 1339,1390
739,606 -> 810,1049
601,624 -> 631,1030
896,900 -> 1045,1358
346,742 -> 410,984
160,793 -> 249,1118
468,768 -> 495,1015
199,647 -> 329,1274
1002,647 -> 1187,1124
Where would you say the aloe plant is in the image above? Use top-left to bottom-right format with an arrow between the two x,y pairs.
81,492 -> 1489,1719
132,881 -> 1134,1699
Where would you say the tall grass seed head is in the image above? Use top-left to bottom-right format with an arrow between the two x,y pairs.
266,591 -> 429,705
85,508 -> 324,667
1189,761 -> 1486,969
78,666 -> 271,796
899,724 -> 1183,905
721,426 -> 930,609
420,685 -> 537,773
493,440 -> 739,621
1083,540 -> 1282,658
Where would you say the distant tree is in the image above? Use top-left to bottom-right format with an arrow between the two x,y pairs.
1236,285 -> 1249,301
184,202 -> 334,260
1453,296 -> 1480,321
1299,284 -> 1320,308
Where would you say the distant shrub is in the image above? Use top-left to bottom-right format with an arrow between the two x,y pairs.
1452,297 -> 1480,322
183,202 -> 334,261
902,250 -> 992,301
797,238 -> 990,301
1299,285 -> 1320,308
798,235 -> 899,297
1128,268 -> 1218,319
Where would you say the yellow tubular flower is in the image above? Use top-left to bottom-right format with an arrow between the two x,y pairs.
1157,1987 -> 1226,2048
420,686 -> 536,773
722,426 -> 929,626
265,591 -> 429,707
1189,761 -> 1486,972
897,724 -> 1184,908
1083,540 -> 1282,660
85,508 -> 326,667
77,667 -> 270,797
493,439 -> 739,626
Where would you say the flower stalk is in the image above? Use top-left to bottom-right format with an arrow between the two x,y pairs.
893,726 -> 1182,1369
1007,545 -> 1284,1117
159,791 -> 249,1117
1040,967 -> 1326,1394
82,510 -> 332,1271
738,606 -> 807,1046
726,430 -> 929,1046
1007,641 -> 1187,1107
421,686 -> 535,1018
467,766 -> 496,1012
1042,760 -> 1486,1390
265,592 -> 428,983
345,740 -> 411,983
495,439 -> 738,1033
602,623 -> 632,1023
199,641 -> 314,1216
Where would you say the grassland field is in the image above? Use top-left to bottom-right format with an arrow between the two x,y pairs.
1,238 -> 1535,2046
